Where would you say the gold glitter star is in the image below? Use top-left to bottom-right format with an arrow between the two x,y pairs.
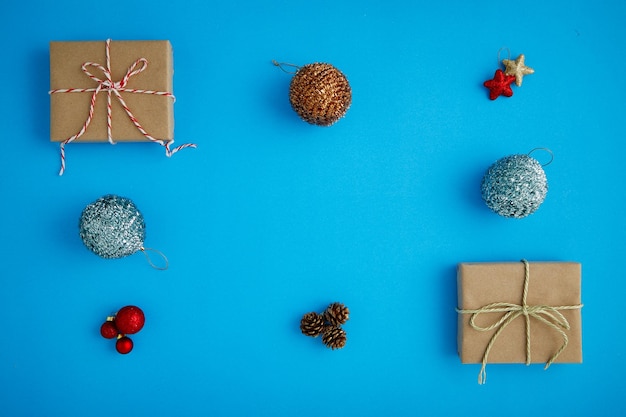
502,54 -> 534,87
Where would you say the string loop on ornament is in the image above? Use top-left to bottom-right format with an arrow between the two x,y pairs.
272,60 -> 300,74
497,47 -> 511,66
140,247 -> 169,270
528,147 -> 554,166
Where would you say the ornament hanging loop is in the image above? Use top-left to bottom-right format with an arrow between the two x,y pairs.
497,47 -> 511,66
140,247 -> 169,270
272,60 -> 300,74
528,147 -> 554,166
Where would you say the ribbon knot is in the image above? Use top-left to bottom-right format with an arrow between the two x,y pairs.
457,260 -> 583,384
523,305 -> 541,315
83,57 -> 148,91
49,39 -> 196,175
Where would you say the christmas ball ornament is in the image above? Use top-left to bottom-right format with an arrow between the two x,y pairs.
79,195 -> 168,269
116,336 -> 134,354
79,195 -> 145,259
100,321 -> 118,339
285,62 -> 352,126
114,306 -> 145,334
481,152 -> 550,218
100,305 -> 145,354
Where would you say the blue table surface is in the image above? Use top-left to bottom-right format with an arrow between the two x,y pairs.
1,1 -> 624,416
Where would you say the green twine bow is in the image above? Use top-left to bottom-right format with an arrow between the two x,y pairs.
457,259 -> 583,384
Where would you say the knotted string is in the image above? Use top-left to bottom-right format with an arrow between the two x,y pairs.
457,260 -> 583,384
49,39 -> 196,175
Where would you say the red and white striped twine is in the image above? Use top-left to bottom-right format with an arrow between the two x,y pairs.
49,39 -> 196,175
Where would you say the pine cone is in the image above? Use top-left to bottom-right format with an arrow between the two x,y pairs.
321,325 -> 347,350
323,302 -> 350,326
300,312 -> 325,337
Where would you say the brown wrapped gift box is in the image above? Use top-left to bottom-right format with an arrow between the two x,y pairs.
50,40 -> 174,142
457,261 -> 582,365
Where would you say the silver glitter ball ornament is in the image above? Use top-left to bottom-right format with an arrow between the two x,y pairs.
481,154 -> 548,218
79,195 -> 146,259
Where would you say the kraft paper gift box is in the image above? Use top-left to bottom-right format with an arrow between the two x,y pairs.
457,261 -> 582,383
50,40 -> 174,143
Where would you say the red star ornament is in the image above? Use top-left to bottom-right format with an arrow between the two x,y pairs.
483,69 -> 516,100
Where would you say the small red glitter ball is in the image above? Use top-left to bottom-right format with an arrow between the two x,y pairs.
100,321 -> 118,339
116,336 -> 134,354
115,306 -> 145,335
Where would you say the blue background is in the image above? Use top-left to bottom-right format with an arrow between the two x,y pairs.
1,1 -> 624,416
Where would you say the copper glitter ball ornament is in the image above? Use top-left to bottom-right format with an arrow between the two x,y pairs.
289,63 -> 352,126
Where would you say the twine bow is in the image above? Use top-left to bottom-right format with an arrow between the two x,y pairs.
49,39 -> 196,175
457,260 -> 583,384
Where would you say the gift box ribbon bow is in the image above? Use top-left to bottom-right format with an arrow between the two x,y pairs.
49,39 -> 196,175
457,259 -> 583,384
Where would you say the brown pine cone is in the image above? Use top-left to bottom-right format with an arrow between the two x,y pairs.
323,302 -> 350,326
321,325 -> 347,350
300,312 -> 325,337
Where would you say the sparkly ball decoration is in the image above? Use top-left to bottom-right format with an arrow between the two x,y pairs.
100,321 -> 118,339
481,153 -> 548,218
114,306 -> 146,335
99,305 -> 145,355
300,302 -> 350,349
116,337 -> 134,355
288,63 -> 352,126
79,195 -> 145,259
